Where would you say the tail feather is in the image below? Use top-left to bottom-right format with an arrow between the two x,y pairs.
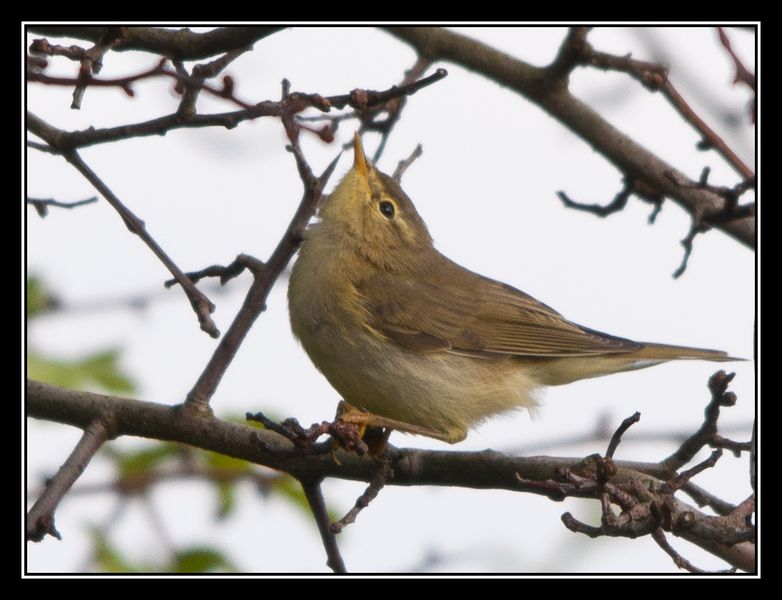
534,343 -> 744,386
633,343 -> 743,362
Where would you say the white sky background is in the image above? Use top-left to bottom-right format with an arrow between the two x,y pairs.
25,26 -> 756,574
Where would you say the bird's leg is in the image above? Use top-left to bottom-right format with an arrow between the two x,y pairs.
335,401 -> 457,446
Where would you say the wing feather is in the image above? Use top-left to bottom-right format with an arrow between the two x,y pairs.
358,256 -> 641,358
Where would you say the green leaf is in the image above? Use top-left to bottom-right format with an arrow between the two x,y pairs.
203,450 -> 251,472
27,348 -> 136,394
81,350 -> 136,393
215,482 -> 236,520
90,529 -> 235,573
171,547 -> 235,573
90,529 -> 139,573
26,276 -> 55,317
202,451 -> 251,520
104,443 -> 181,478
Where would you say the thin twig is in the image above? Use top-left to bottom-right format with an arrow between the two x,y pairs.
27,67 -> 447,153
29,39 -> 90,62
27,419 -> 111,541
70,27 -> 126,109
651,528 -> 709,573
364,58 -> 436,163
28,379 -> 756,572
184,147 -> 340,408
716,28 -> 756,92
166,254 -> 264,288
177,47 -> 252,118
665,168 -> 754,278
26,196 -> 97,217
140,494 -> 176,554
330,460 -> 392,534
558,177 -> 666,224
27,112 -> 218,336
62,148 -> 219,338
557,188 -> 631,217
663,450 -> 723,493
392,144 -> 423,183
662,371 -> 743,472
605,412 -> 641,459
30,281 -> 230,319
50,463 -> 279,498
27,140 -> 55,153
327,66 -> 447,113
29,26 -> 285,61
28,57 -> 257,110
300,479 -> 347,573
672,220 -> 711,279
679,481 -> 736,516
578,44 -> 754,181
385,27 -> 754,249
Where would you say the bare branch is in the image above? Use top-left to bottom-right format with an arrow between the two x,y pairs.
246,411 -> 368,456
662,371 -> 749,472
672,220 -> 711,279
384,27 -> 754,249
26,67 -> 447,152
330,459 -> 392,534
27,419 -> 111,541
392,144 -> 423,183
26,196 -> 97,217
301,479 -> 347,573
29,38 -> 91,62
27,379 -> 755,572
717,27 -> 756,92
557,188 -> 631,217
28,26 -> 286,61
71,28 -> 125,109
183,150 -> 341,409
25,125 -> 221,338
572,38 -> 754,181
28,57 -> 257,110
605,412 -> 641,459
53,462 -> 279,498
652,529 -> 722,573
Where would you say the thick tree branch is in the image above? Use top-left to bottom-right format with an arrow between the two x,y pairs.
26,380 -> 754,572
28,26 -> 285,61
384,27 -> 754,250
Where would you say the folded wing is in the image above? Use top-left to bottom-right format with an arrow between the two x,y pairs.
358,255 -> 643,359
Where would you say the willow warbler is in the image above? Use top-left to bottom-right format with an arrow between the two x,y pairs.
288,133 -> 737,443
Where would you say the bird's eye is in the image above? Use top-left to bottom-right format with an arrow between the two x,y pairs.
379,200 -> 395,218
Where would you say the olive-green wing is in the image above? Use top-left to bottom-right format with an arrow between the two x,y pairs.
358,257 -> 641,358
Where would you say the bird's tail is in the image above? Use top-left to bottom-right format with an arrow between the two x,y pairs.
632,343 -> 744,362
535,342 -> 744,386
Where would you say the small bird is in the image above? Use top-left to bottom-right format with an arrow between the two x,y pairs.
288,133 -> 738,444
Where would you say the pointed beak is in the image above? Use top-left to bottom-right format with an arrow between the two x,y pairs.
353,132 -> 368,178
